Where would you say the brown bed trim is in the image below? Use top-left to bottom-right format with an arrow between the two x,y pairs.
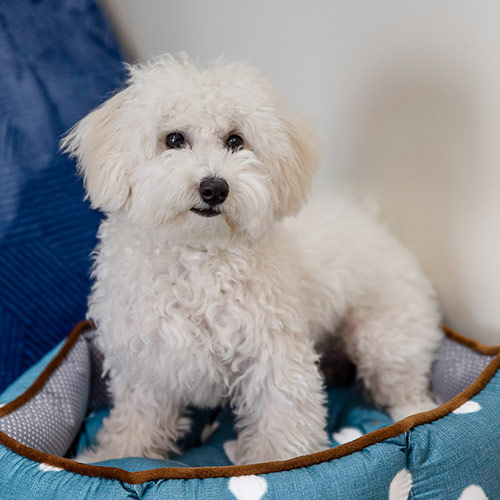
0,321 -> 499,483
442,324 -> 500,356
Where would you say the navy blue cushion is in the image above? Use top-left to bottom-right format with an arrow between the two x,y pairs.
0,0 -> 125,391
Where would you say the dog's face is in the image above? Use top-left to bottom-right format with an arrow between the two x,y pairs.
62,56 -> 321,245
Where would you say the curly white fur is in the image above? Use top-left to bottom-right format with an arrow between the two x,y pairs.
61,54 -> 443,465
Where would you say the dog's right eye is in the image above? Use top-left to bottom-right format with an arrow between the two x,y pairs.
166,132 -> 185,149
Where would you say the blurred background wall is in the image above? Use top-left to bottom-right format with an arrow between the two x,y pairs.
99,0 -> 500,344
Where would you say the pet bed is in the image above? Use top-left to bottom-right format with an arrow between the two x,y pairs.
0,322 -> 499,499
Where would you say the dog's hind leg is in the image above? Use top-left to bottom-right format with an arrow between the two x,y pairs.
339,284 -> 443,422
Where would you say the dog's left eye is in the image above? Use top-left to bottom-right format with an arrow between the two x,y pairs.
226,134 -> 244,152
166,132 -> 186,149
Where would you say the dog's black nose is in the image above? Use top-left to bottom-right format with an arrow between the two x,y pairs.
199,178 -> 229,206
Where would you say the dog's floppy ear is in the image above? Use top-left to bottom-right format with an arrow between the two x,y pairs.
272,110 -> 322,217
60,89 -> 131,212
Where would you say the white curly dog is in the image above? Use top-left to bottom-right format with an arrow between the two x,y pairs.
62,55 -> 442,465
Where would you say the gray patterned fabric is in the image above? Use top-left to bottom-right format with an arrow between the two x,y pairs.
0,337 -> 90,456
431,336 -> 495,404
0,330 -> 496,457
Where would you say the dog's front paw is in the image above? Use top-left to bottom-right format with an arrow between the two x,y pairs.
234,438 -> 330,465
74,446 -> 119,464
388,396 -> 438,422
74,442 -> 172,464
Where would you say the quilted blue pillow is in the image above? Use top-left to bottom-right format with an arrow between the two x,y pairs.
0,0 -> 125,390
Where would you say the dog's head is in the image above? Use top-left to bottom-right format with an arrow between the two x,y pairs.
61,55 -> 321,245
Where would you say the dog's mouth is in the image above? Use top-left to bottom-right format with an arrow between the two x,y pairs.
190,207 -> 222,218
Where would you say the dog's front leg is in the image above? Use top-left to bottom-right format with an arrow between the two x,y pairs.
76,383 -> 189,463
232,338 -> 329,465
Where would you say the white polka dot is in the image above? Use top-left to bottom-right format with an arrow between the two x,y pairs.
458,485 -> 489,500
0,403 -> 6,408
229,475 -> 268,500
389,468 -> 412,500
223,439 -> 239,464
453,401 -> 482,414
201,421 -> 220,443
39,463 -> 63,472
332,427 -> 363,444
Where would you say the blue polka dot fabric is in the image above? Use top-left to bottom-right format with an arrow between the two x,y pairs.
0,330 -> 499,499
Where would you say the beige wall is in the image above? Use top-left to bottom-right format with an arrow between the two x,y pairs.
99,0 -> 500,344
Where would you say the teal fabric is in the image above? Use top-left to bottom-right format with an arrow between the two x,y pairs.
408,373 -> 500,499
1,342 -> 499,499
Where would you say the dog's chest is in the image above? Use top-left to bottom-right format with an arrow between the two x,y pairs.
131,251 -> 256,403
153,253 -> 249,344
95,238 -> 308,405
